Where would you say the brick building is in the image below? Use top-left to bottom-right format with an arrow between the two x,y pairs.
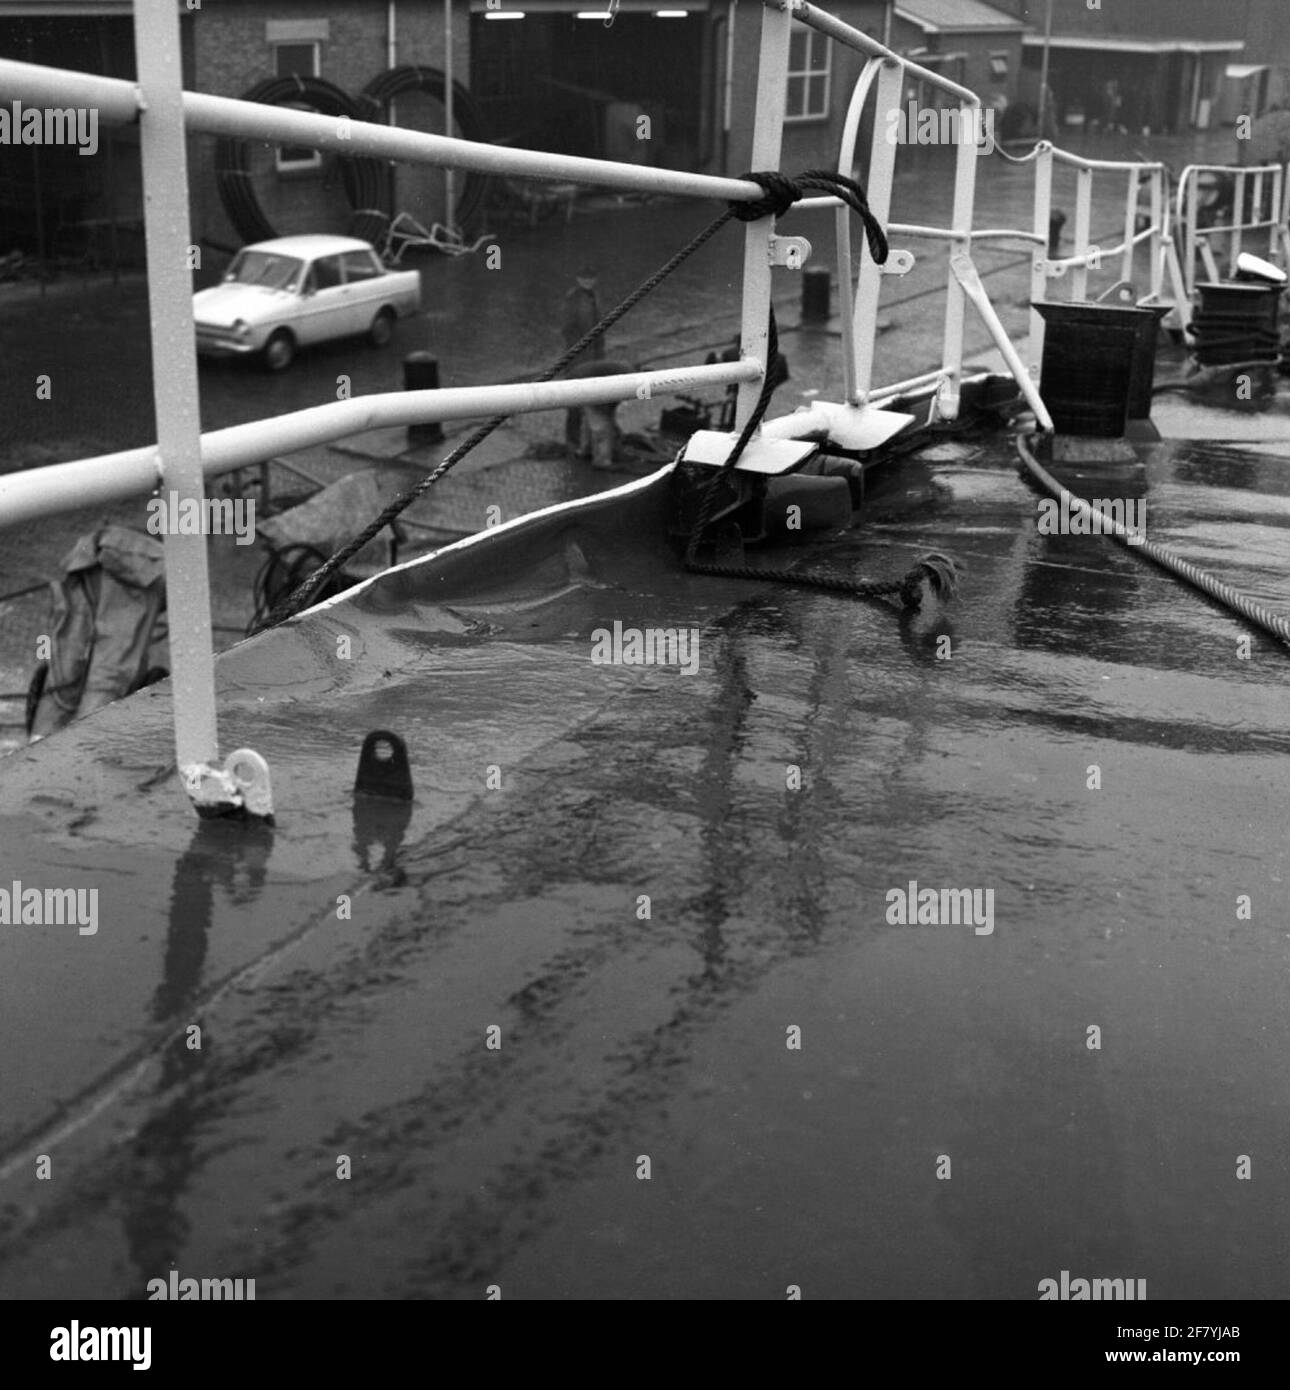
890,0 -> 1030,118
997,0 -> 1290,134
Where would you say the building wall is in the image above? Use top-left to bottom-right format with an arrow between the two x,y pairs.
1236,0 -> 1290,110
998,0 -> 1247,43
0,12 -> 142,250
723,2 -> 890,180
187,0 -> 471,255
889,16 -> 1026,115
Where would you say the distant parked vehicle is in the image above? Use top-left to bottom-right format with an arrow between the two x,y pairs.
194,234 -> 421,371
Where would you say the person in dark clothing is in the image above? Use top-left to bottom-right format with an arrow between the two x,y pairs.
563,268 -> 606,451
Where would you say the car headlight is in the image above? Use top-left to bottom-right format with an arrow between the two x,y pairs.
233,319 -> 250,340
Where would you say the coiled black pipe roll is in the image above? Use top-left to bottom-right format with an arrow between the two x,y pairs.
215,74 -> 386,244
360,66 -> 491,230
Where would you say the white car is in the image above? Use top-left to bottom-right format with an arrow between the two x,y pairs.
194,234 -> 421,371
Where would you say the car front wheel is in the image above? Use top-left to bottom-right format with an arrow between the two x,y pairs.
369,309 -> 395,348
263,330 -> 295,372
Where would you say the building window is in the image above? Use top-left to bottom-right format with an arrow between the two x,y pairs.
786,29 -> 830,122
989,52 -> 1009,84
274,41 -> 322,173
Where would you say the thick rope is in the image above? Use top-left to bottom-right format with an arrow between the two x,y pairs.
1016,430 -> 1290,648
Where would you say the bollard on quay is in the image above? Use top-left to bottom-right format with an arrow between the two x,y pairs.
801,266 -> 831,322
404,352 -> 444,445
1048,210 -> 1066,258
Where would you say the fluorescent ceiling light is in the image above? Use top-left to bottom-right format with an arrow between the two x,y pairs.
484,10 -> 525,17
576,11 -> 613,18
655,9 -> 689,14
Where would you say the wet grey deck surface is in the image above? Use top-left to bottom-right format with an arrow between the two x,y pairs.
1,421 -> 1288,1300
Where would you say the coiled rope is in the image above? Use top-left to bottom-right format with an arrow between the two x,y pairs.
1016,430 -> 1290,648
257,169 -> 958,630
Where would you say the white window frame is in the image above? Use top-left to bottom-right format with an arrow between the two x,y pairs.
273,40 -> 323,174
785,29 -> 831,124
988,51 -> 1009,83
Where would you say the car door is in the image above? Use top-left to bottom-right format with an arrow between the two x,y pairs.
341,249 -> 386,329
296,253 -> 350,345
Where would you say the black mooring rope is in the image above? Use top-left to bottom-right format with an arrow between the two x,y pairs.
257,169 -> 953,630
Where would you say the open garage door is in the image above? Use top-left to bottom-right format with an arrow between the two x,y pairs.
470,2 -> 709,171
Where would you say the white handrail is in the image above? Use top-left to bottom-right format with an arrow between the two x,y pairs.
0,364 -> 761,529
0,57 -> 766,205
777,0 -> 980,105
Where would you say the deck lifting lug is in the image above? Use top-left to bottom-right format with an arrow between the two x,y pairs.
354,730 -> 414,801
879,249 -> 916,277
768,235 -> 812,271
183,748 -> 274,823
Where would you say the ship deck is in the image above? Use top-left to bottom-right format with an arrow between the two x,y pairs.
1,392 -> 1289,1299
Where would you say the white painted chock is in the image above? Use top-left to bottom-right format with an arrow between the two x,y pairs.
680,429 -> 818,475
182,748 -> 274,821
760,401 -> 914,451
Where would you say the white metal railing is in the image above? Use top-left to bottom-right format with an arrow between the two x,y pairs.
0,4 -> 787,814
1176,162 -> 1290,297
1025,144 -> 1189,357
1,0 -> 1051,814
8,1 -> 1283,813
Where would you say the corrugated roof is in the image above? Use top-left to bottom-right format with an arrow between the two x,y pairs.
896,0 -> 1031,33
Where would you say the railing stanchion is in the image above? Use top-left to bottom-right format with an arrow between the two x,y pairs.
1121,168 -> 1136,284
1231,171 -> 1246,273
1149,167 -> 1165,305
132,0 -> 220,784
851,59 -> 901,405
1030,143 -> 1053,375
934,106 -> 980,422
734,2 -> 793,430
833,57 -> 882,404
1072,165 -> 1093,302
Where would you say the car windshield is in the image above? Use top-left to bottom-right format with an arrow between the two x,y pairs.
224,250 -> 305,291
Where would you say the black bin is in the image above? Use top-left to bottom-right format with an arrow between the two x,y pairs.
404,352 -> 444,445
1035,301 -> 1163,437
